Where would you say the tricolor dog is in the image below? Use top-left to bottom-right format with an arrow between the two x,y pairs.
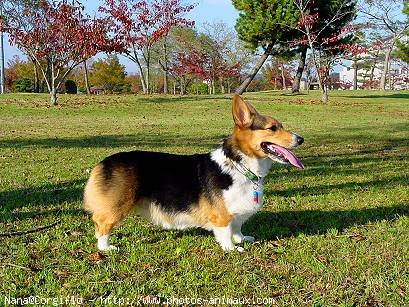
84,95 -> 304,252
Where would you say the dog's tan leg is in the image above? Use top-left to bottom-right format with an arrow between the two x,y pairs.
84,164 -> 137,251
92,213 -> 119,251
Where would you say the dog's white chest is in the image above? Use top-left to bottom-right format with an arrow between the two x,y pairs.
211,148 -> 271,217
223,176 -> 263,215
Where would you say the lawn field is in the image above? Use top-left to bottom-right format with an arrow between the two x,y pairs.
0,90 -> 408,306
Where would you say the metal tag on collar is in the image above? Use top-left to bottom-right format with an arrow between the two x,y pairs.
253,191 -> 259,204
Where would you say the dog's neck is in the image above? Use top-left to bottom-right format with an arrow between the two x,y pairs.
236,152 -> 273,178
214,139 -> 273,178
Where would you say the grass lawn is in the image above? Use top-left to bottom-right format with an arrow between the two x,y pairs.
0,90 -> 408,306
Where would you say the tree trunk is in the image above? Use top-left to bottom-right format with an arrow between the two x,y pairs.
380,46 -> 393,90
235,43 -> 274,94
292,46 -> 307,93
83,60 -> 91,95
146,50 -> 150,94
220,79 -> 225,94
369,49 -> 379,89
281,64 -> 286,90
180,78 -> 184,95
321,88 -> 328,104
163,70 -> 168,94
162,38 -> 168,94
353,57 -> 358,90
50,88 -> 57,105
133,48 -> 147,94
312,50 -> 328,103
33,63 -> 39,93
50,59 -> 57,106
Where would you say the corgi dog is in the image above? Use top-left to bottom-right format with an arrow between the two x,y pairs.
84,95 -> 304,252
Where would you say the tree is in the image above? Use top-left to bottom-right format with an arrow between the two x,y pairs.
292,0 -> 357,93
291,45 -> 308,93
1,0 -> 110,105
0,0 -> 43,93
232,0 -> 300,94
291,0 -> 358,103
359,0 -> 408,90
262,57 -> 295,90
156,0 -> 195,94
168,24 -> 243,95
100,0 -> 194,94
90,55 -> 127,93
4,55 -> 35,92
396,2 -> 409,63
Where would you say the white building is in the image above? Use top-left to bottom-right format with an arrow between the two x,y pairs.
339,58 -> 409,90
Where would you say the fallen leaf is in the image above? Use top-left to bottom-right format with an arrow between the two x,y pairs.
397,284 -> 406,297
317,255 -> 329,265
349,232 -> 365,241
88,252 -> 105,263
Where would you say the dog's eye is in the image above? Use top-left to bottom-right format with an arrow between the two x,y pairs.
269,125 -> 278,132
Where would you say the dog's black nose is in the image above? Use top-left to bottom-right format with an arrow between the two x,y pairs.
297,136 -> 304,145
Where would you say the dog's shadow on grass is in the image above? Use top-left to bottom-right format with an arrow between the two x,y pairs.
243,204 -> 408,241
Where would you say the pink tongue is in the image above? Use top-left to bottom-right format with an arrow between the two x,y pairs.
268,144 -> 304,169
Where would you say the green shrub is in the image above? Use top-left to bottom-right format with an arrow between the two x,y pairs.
187,82 -> 208,95
65,80 -> 77,94
14,78 -> 33,93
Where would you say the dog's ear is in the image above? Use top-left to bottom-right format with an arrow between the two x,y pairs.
232,95 -> 257,128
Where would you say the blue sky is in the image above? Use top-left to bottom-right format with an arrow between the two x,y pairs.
2,0 -> 239,72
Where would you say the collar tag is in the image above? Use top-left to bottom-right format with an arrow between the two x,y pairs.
253,191 -> 259,204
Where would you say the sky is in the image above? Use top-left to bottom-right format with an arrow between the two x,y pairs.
2,0 -> 239,73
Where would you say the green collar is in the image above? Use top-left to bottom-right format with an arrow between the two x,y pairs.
229,158 -> 261,186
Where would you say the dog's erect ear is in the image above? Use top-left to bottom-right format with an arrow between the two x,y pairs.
232,95 -> 257,128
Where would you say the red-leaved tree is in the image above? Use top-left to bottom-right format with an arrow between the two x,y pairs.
99,0 -> 194,94
290,0 -> 363,103
170,46 -> 241,95
1,0 -> 111,105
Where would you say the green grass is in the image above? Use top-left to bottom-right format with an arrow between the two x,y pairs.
0,90 -> 408,306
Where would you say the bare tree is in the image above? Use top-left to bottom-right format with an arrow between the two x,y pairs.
359,0 -> 408,90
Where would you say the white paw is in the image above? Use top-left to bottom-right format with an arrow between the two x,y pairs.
235,246 -> 245,252
220,244 -> 245,252
243,235 -> 255,242
232,233 -> 255,243
99,245 -> 118,251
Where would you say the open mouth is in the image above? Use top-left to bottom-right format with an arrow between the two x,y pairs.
261,142 -> 304,169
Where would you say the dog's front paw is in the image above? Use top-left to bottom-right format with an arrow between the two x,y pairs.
243,235 -> 255,242
220,243 -> 244,252
98,244 -> 118,252
232,233 -> 255,244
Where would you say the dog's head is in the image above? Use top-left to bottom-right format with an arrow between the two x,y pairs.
229,95 -> 304,168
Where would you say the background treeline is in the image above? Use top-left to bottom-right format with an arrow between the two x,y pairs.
1,0 -> 408,104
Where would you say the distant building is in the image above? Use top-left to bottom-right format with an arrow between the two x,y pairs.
339,59 -> 409,90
